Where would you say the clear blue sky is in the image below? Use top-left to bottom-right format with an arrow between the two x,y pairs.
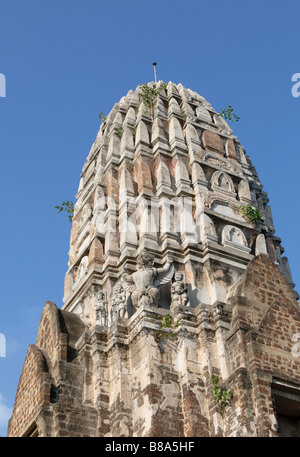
0,0 -> 299,436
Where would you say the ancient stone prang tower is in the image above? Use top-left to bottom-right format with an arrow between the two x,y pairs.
8,81 -> 300,437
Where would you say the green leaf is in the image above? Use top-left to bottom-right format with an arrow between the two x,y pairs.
240,204 -> 262,224
220,105 -> 240,122
210,375 -> 231,415
55,200 -> 74,222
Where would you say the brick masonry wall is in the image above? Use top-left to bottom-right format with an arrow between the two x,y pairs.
7,255 -> 300,437
202,130 -> 224,156
7,344 -> 52,436
224,255 -> 300,436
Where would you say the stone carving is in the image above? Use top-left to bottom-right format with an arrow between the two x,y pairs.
204,155 -> 231,171
95,290 -> 108,326
171,272 -> 190,308
213,302 -> 229,318
198,303 -> 210,322
223,226 -> 246,245
111,281 -> 127,320
221,225 -> 251,253
204,155 -> 243,176
230,161 -> 243,176
211,171 -> 235,194
121,250 -> 174,308
204,194 -> 227,209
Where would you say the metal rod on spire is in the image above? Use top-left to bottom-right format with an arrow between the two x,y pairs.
153,62 -> 157,83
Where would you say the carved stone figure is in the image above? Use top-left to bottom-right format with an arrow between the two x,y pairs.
111,281 -> 127,320
95,290 -> 108,326
121,250 -> 174,308
171,272 -> 189,307
213,302 -> 228,318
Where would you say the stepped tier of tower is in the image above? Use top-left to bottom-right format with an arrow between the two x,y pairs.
62,81 -> 296,325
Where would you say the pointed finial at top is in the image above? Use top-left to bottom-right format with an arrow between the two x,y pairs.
153,62 -> 157,83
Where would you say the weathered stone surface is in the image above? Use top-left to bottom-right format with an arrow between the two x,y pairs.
8,256 -> 300,437
8,82 -> 300,437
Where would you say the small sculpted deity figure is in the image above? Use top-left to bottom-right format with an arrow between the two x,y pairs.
95,290 -> 108,326
171,272 -> 190,308
121,250 -> 174,308
111,281 -> 127,320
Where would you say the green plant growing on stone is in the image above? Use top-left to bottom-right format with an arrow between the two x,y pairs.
220,105 -> 240,122
55,200 -> 74,222
116,126 -> 123,138
210,375 -> 231,416
180,108 -> 187,118
99,112 -> 107,123
241,204 -> 262,225
152,313 -> 181,340
138,82 -> 168,117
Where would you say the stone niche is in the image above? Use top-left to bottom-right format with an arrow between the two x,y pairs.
221,225 -> 251,253
211,171 -> 236,198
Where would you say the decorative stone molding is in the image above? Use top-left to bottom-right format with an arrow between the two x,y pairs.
211,170 -> 236,198
221,225 -> 250,253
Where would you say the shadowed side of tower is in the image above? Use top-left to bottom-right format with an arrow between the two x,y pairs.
8,81 -> 300,437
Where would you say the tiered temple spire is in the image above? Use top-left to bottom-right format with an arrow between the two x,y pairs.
63,80 -> 297,325
8,81 -> 300,438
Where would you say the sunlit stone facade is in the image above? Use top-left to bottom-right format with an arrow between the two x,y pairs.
8,82 -> 300,437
